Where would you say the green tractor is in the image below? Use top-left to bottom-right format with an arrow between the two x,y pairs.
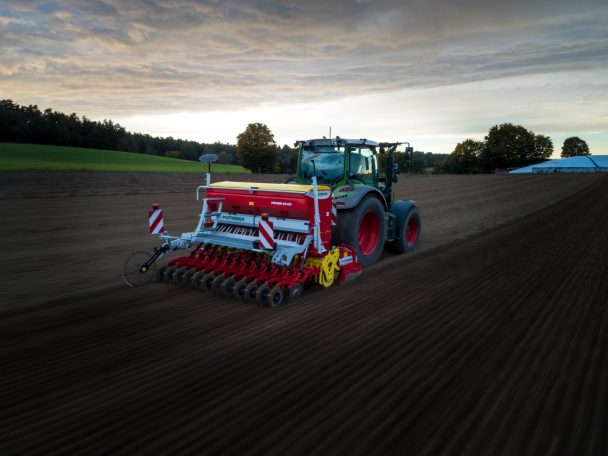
291,137 -> 422,267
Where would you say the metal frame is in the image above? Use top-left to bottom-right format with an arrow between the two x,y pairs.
158,173 -> 326,267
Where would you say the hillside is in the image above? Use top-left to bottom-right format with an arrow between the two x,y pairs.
0,143 -> 248,173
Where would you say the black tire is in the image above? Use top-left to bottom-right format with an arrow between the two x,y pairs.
156,265 -> 167,283
191,270 -> 206,289
288,283 -> 303,301
163,266 -> 178,283
172,267 -> 188,285
181,268 -> 197,286
211,274 -> 225,293
336,196 -> 386,267
268,286 -> 285,308
387,207 -> 421,254
245,282 -> 259,303
201,273 -> 215,291
222,277 -> 237,297
256,283 -> 271,306
233,279 -> 249,300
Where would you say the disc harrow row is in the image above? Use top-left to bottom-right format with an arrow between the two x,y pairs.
157,246 -> 320,307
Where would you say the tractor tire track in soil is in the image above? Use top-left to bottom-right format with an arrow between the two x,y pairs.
1,175 -> 608,454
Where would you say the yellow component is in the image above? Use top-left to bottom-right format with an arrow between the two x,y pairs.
209,181 -> 331,193
306,247 -> 341,288
249,201 -> 254,206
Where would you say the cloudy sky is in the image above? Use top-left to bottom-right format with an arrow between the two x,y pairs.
1,0 -> 607,155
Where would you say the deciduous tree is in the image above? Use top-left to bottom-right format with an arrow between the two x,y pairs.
236,123 -> 279,173
561,136 -> 590,157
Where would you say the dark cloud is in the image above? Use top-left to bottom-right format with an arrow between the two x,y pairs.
1,0 -> 607,117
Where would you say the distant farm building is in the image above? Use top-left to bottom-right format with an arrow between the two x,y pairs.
510,156 -> 608,174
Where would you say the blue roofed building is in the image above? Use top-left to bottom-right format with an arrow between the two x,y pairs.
510,156 -> 608,174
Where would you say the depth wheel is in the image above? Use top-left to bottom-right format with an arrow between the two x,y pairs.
123,250 -> 157,288
211,274 -> 225,293
156,265 -> 167,282
181,268 -> 198,286
172,267 -> 188,285
201,273 -> 216,291
256,283 -> 271,306
288,283 -> 304,301
233,279 -> 249,300
191,270 -> 207,289
163,266 -> 178,283
268,285 -> 285,308
245,282 -> 259,304
222,277 -> 237,297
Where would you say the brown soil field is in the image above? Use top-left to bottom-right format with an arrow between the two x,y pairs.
1,171 -> 607,454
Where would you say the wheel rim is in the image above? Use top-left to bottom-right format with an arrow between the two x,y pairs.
358,210 -> 381,256
406,216 -> 419,246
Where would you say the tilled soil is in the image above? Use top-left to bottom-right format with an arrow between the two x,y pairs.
1,173 -> 607,454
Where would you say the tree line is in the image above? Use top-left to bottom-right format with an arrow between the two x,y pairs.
2,100 -> 591,176
0,99 -> 238,164
435,123 -> 590,174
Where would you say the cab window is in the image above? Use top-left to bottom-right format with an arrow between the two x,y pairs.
349,146 -> 377,186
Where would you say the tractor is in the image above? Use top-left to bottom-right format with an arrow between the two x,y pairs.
292,137 -> 421,267
123,137 -> 421,307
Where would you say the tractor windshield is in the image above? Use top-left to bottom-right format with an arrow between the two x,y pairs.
298,145 -> 345,185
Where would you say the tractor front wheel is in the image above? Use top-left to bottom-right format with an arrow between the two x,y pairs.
336,196 -> 386,267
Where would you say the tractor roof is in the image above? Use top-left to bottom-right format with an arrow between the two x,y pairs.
297,138 -> 380,147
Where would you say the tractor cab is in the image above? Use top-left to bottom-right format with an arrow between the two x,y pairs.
296,138 -> 378,186
295,137 -> 407,207
292,137 -> 420,268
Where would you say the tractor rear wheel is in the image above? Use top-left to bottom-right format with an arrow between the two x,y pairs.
336,196 -> 386,267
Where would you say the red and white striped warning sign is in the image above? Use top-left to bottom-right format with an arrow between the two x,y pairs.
148,204 -> 165,235
258,218 -> 274,249
331,203 -> 338,226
